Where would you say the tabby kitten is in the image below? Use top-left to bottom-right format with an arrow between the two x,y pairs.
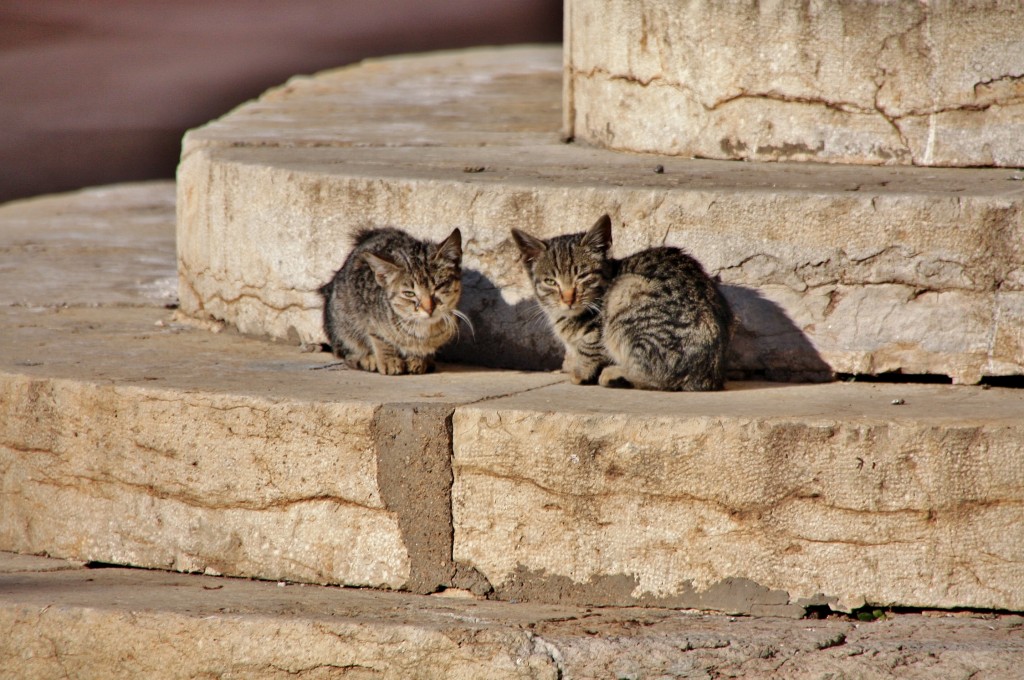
320,227 -> 464,375
512,215 -> 733,391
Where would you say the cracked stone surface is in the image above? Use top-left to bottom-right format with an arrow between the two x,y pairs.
0,303 -> 562,591
177,46 -> 1024,384
0,182 -> 561,594
3,554 -> 1024,680
3,178 -> 1024,619
453,380 -> 1024,613
565,0 -> 1024,167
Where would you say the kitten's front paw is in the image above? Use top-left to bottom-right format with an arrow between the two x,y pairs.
569,365 -> 599,385
404,356 -> 434,375
377,355 -> 409,375
598,365 -> 633,389
349,354 -> 379,373
561,356 -> 575,374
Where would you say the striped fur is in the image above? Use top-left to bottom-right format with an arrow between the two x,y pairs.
513,215 -> 733,391
320,227 -> 463,375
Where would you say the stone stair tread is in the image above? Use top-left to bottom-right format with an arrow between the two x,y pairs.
176,46 -> 1024,384
5,304 -> 1020,423
3,552 -> 1023,679
185,47 -> 1023,200
4,181 -> 1023,617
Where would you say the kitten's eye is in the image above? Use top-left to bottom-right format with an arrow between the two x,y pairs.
542,277 -> 557,286
401,290 -> 417,299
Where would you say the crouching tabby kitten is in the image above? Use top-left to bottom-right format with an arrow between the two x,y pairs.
320,227 -> 465,375
512,215 -> 733,391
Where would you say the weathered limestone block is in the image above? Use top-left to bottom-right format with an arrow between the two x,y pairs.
566,0 -> 1024,166
452,382 -> 1024,612
5,558 -> 1024,679
0,374 -> 410,587
0,299 -> 563,592
0,571 -> 558,680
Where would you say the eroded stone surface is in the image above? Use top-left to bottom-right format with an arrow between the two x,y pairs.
3,556 -> 1023,679
566,0 -> 1024,166
5,180 -> 1024,618
452,381 -> 1024,612
0,182 -> 178,307
0,305 -> 562,591
176,47 -> 1024,383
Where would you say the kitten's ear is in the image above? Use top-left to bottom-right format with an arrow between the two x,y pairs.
581,214 -> 612,253
511,228 -> 547,264
433,228 -> 462,265
362,252 -> 401,285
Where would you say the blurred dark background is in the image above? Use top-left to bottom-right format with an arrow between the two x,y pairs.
0,1 -> 562,204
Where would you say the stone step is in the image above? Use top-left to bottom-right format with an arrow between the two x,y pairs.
2,182 -> 1023,617
565,0 -> 1024,167
176,46 -> 1024,384
6,552 -> 1024,679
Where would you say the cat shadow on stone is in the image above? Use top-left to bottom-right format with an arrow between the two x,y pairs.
719,283 -> 832,382
441,267 -> 832,384
439,268 -> 562,371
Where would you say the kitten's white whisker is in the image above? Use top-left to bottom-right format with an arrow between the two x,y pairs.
452,309 -> 476,341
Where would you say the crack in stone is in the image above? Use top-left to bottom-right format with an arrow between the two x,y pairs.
454,463 -> 1014,522
460,377 -> 564,408
706,90 -> 872,117
25,471 -> 379,514
529,634 -> 566,679
717,248 -> 990,294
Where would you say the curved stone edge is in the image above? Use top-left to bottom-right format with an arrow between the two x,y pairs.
6,559 -> 1024,679
177,147 -> 1024,383
0,302 -> 561,597
566,0 -> 1024,167
452,382 -> 1024,613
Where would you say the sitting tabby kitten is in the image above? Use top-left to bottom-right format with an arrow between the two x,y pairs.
512,215 -> 733,391
320,227 -> 464,375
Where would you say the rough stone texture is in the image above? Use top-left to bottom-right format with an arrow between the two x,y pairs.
0,182 -> 178,307
0,304 -> 564,592
176,46 -> 1024,384
4,555 -> 1024,680
565,0 -> 1024,167
4,180 -> 1024,618
0,182 -> 561,594
453,381 -> 1024,613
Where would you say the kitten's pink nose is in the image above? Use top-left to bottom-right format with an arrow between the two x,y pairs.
561,288 -> 576,306
419,296 -> 435,316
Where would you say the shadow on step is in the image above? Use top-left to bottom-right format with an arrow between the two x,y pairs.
440,272 -> 833,383
440,269 -> 563,371
722,284 -> 832,383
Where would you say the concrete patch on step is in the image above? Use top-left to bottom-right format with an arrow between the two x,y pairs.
372,403 -> 492,595
492,566 -> 821,618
